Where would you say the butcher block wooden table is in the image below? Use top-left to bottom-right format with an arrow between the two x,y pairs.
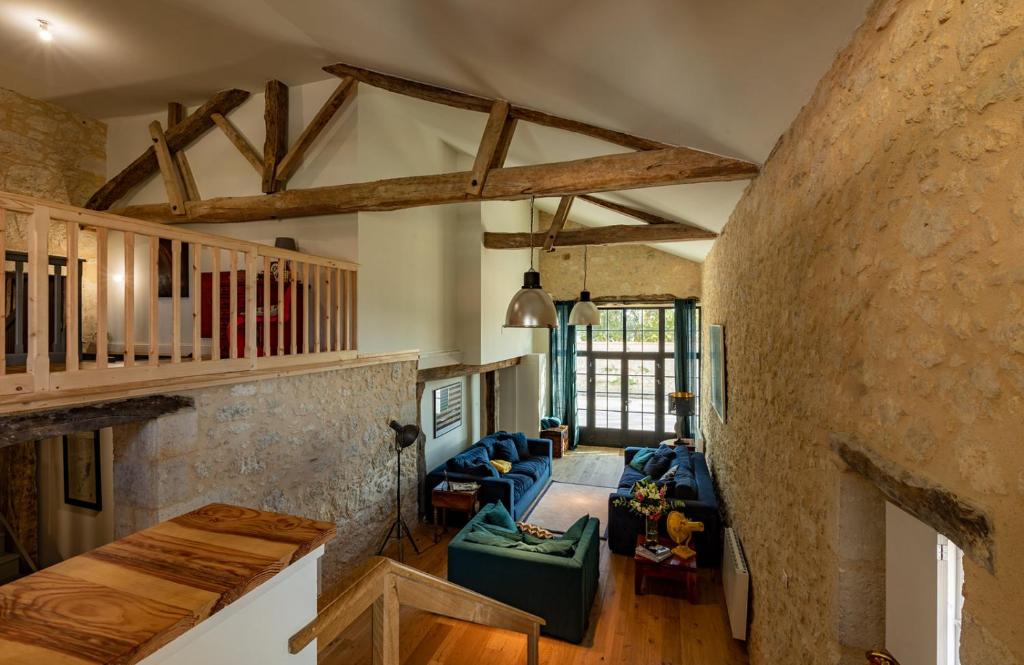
0,503 -> 336,665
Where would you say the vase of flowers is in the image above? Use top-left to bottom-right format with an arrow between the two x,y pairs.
613,478 -> 668,545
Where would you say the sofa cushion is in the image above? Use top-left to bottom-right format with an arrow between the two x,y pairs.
482,501 -> 518,532
503,473 -> 533,499
447,445 -> 497,477
642,453 -> 673,479
476,436 -> 500,458
628,448 -> 657,471
464,528 -> 521,548
617,465 -> 647,489
492,438 -> 521,463
671,464 -> 698,500
560,514 -> 590,543
496,431 -> 531,460
517,539 -> 576,556
509,457 -> 547,482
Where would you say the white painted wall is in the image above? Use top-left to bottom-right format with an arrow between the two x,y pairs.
36,429 -> 115,567
885,501 -> 939,665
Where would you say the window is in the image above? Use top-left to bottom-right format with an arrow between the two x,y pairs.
937,535 -> 964,665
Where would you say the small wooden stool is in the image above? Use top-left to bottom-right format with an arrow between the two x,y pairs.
431,481 -> 480,543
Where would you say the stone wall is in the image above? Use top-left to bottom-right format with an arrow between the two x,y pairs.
113,359 -> 419,588
702,1 -> 1024,663
538,215 -> 701,301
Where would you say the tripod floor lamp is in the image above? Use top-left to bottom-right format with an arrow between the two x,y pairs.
376,420 -> 421,561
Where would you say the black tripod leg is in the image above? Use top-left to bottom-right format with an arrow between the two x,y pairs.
400,516 -> 421,554
376,519 -> 397,555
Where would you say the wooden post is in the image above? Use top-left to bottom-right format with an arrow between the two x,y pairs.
289,260 -> 297,355
167,102 -> 185,128
263,255 -> 271,357
211,248 -> 220,361
543,196 -> 574,252
95,227 -> 108,369
27,208 -> 50,389
277,259 -> 285,356
342,271 -> 352,351
170,239 -> 181,363
263,80 -> 288,193
148,237 -> 159,365
323,267 -> 332,352
467,99 -> 511,195
527,622 -> 539,665
301,263 -> 309,353
149,121 -> 188,215
0,210 -> 6,375
351,271 -> 358,350
229,250 -> 238,359
372,582 -> 400,665
313,264 -> 321,353
333,269 -> 342,352
123,232 -> 135,367
65,221 -> 80,372
245,250 -> 257,365
192,242 -> 202,362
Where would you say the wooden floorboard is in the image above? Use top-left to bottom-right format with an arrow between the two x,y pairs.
550,445 -> 623,488
320,446 -> 747,665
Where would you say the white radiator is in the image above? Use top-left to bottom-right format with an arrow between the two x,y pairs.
722,526 -> 749,641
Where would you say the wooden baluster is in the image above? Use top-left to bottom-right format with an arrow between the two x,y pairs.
301,263 -> 309,353
123,232 -> 135,367
289,259 -> 297,355
0,210 -> 6,375
229,250 -> 238,359
277,258 -> 285,357
95,227 -> 108,369
313,264 -> 321,353
324,268 -> 333,352
211,248 -> 221,361
245,250 -> 257,364
350,271 -> 358,350
262,255 -> 271,357
13,260 -> 24,355
65,221 -> 80,372
148,237 -> 159,365
53,263 -> 63,356
27,208 -> 50,389
334,269 -> 342,352
192,242 -> 202,363
372,581 -> 400,665
341,270 -> 351,351
171,239 -> 181,363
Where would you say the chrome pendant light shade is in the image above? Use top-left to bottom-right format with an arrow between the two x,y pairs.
567,246 -> 601,326
504,197 -> 557,328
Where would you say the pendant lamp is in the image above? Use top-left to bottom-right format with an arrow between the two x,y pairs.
504,197 -> 557,328
568,245 -> 601,326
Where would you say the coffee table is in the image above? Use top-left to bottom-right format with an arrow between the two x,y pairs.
634,535 -> 699,603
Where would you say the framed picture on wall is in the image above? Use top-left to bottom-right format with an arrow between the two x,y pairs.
434,382 -> 463,438
63,431 -> 102,511
709,324 -> 726,423
158,238 -> 190,298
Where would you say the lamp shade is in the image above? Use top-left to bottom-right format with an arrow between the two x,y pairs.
504,269 -> 557,328
568,290 -> 601,326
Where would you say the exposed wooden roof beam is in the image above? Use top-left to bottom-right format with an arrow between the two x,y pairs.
542,196 -> 574,251
323,61 -> 680,152
86,88 -> 250,210
275,77 -> 357,185
263,79 -> 288,193
417,356 -> 522,384
113,145 -> 758,224
467,99 -> 511,195
578,194 -> 677,225
167,102 -> 185,128
211,112 -> 263,175
485,223 -> 718,249
489,117 -> 517,170
148,121 -> 187,215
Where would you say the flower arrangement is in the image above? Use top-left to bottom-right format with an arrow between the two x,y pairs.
613,478 -> 668,520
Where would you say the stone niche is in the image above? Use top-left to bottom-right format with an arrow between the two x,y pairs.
112,359 -> 418,588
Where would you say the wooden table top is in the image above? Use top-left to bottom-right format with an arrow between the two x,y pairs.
0,503 -> 336,665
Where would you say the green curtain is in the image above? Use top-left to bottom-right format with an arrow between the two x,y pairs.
549,302 -> 579,448
674,299 -> 698,439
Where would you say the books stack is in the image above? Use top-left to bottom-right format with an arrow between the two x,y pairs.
636,542 -> 673,563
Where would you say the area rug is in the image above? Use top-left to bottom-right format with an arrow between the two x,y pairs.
522,481 -> 612,537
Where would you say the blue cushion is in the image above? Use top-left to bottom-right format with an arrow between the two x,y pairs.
628,448 -> 656,471
482,501 -> 518,532
617,465 -> 646,489
448,445 -> 497,478
510,458 -> 547,482
496,431 -> 531,460
502,473 -> 533,499
492,438 -> 521,463
642,453 -> 673,479
540,417 -> 561,429
672,465 -> 698,500
476,436 -> 500,458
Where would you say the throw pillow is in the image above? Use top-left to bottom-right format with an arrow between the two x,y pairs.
659,464 -> 679,484
540,416 -> 561,429
642,453 -> 673,480
516,521 -> 554,539
447,446 -> 497,478
473,522 -> 521,539
559,514 -> 591,543
490,459 -> 512,474
496,431 -> 531,460
482,501 -> 518,532
492,438 -> 521,463
628,448 -> 657,471
517,539 -> 576,557
464,529 -> 520,548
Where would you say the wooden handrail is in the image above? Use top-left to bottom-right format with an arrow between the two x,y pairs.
289,556 -> 544,665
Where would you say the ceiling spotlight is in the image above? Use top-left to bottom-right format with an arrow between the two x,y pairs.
37,19 -> 53,42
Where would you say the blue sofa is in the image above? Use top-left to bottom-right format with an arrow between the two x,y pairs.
448,502 -> 601,643
425,432 -> 552,521
607,445 -> 721,568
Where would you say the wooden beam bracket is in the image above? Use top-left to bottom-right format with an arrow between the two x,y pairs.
467,99 -> 511,195
275,77 -> 357,186
542,196 -> 574,251
263,79 -> 289,193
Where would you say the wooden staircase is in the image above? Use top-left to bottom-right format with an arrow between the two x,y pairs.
290,556 -> 545,664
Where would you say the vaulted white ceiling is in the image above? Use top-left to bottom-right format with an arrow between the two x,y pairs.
0,0 -> 870,260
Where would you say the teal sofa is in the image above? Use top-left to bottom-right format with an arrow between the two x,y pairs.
447,502 -> 601,643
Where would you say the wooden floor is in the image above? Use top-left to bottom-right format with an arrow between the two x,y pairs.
321,445 -> 746,665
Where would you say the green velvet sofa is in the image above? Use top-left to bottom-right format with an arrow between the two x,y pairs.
447,502 -> 601,644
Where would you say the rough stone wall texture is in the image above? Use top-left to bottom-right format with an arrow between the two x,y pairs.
538,215 -> 701,301
0,441 -> 38,564
702,1 -> 1024,663
113,360 -> 418,589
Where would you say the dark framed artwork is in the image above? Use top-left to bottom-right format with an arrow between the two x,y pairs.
709,324 -> 726,423
433,382 -> 463,438
63,431 -> 102,511
158,238 -> 189,298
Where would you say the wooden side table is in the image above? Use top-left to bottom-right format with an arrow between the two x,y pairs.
634,536 -> 699,603
431,481 -> 480,543
540,425 -> 569,458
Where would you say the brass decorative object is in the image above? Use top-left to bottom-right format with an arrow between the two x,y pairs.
865,651 -> 900,665
666,510 -> 703,560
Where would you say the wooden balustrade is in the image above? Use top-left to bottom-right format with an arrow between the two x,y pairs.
0,191 -> 359,410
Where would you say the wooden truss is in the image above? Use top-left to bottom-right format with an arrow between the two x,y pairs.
88,61 -> 759,247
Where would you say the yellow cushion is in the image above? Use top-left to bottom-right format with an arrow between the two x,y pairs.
490,459 -> 512,474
